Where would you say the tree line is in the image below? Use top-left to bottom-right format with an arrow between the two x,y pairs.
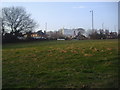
1,6 -> 119,43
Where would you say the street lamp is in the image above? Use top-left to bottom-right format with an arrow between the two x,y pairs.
90,10 -> 94,32
45,22 -> 47,31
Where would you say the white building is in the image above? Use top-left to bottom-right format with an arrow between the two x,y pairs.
58,28 -> 79,37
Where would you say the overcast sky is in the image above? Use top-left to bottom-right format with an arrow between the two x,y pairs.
2,2 -> 118,32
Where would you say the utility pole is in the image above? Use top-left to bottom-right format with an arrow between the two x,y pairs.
114,25 -> 116,32
90,10 -> 94,32
102,23 -> 104,30
45,22 -> 47,31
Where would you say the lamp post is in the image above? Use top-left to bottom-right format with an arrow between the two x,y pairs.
45,22 -> 47,31
102,23 -> 104,30
90,10 -> 94,32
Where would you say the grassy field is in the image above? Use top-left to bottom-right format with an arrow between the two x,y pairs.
2,39 -> 119,88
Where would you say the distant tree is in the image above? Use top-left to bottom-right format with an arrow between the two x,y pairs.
109,32 -> 118,39
88,29 -> 100,39
2,6 -> 37,41
99,29 -> 106,39
118,34 -> 120,39
105,29 -> 110,36
47,31 -> 65,39
118,29 -> 120,39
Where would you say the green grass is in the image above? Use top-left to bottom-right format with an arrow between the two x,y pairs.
2,39 -> 119,88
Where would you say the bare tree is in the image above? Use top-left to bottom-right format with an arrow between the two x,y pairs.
1,18 -> 5,36
2,6 -> 37,37
88,29 -> 100,39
